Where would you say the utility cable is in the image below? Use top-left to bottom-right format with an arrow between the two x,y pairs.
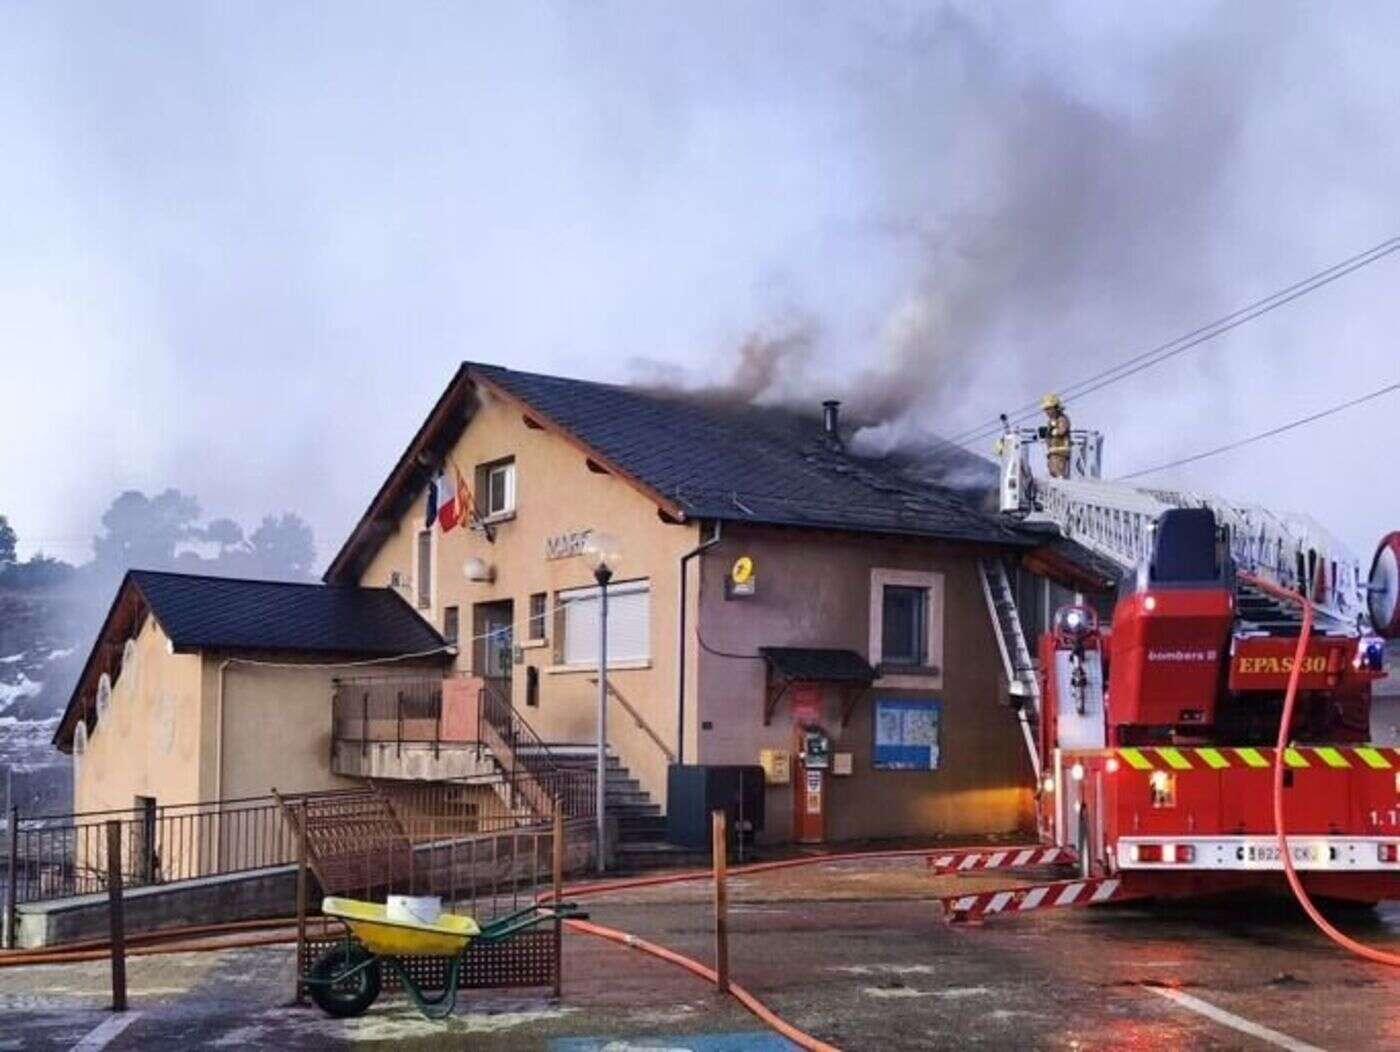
1116,380 -> 1400,481
945,234 -> 1400,449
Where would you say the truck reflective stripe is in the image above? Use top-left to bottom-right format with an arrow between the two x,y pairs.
1234,748 -> 1269,768
1196,748 -> 1229,769
1156,747 -> 1193,770
1118,748 -> 1154,770
1283,748 -> 1309,768
1313,747 -> 1349,768
1355,747 -> 1392,769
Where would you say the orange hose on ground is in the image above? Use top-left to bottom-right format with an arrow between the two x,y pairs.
0,913 -> 299,957
1241,572 -> 1400,968
566,918 -> 840,1052
0,914 -> 305,967
0,928 -> 297,967
546,843 -> 995,903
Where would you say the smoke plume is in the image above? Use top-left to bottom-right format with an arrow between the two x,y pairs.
629,8 -> 1261,460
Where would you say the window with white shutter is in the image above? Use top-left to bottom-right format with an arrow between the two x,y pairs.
557,579 -> 650,666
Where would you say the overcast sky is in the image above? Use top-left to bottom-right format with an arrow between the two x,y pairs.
2,2 -> 1398,570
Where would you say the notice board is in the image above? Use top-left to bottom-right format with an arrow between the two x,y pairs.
872,697 -> 941,770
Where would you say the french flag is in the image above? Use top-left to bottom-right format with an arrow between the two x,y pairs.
437,469 -> 462,532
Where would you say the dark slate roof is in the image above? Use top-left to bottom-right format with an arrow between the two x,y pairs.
470,363 -> 1028,546
760,647 -> 877,683
130,570 -> 445,655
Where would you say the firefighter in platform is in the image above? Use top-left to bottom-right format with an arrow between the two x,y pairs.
1040,393 -> 1071,479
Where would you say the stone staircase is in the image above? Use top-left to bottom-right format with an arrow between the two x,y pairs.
526,744 -> 707,871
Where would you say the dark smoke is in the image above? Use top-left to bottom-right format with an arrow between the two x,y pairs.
629,320 -> 819,407
630,9 -> 1254,461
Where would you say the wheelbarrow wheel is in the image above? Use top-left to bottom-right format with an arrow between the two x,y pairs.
308,944 -> 381,1018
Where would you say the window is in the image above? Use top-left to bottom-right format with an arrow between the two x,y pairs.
443,606 -> 459,645
881,586 -> 927,667
416,529 -> 432,609
527,592 -> 548,642
556,579 -> 650,666
476,458 -> 516,519
869,568 -> 944,682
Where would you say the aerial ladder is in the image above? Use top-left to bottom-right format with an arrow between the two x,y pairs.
945,419 -> 1400,921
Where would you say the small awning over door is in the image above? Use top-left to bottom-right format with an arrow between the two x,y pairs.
759,647 -> 876,726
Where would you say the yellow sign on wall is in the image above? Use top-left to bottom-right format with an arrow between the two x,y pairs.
729,555 -> 756,597
759,748 -> 790,785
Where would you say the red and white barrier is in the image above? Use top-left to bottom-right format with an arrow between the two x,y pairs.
926,845 -> 1077,873
940,877 -> 1135,922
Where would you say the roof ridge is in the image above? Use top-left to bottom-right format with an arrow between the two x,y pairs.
130,568 -> 385,592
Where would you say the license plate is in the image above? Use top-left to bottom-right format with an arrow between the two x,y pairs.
1245,844 -> 1321,863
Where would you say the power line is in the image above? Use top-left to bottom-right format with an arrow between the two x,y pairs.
1117,380 -> 1400,482
946,235 -> 1400,449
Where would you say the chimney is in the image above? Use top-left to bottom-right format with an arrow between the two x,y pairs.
822,399 -> 841,438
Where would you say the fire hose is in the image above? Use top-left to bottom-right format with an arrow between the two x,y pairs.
1243,572 -> 1400,968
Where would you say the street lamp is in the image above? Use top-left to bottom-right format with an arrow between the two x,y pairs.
583,531 -> 622,874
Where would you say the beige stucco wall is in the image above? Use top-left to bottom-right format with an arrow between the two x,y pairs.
208,661 -> 364,801
357,389 -> 701,806
695,525 -> 1035,842
74,615 -> 204,813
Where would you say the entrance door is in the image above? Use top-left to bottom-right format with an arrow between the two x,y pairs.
472,600 -> 515,692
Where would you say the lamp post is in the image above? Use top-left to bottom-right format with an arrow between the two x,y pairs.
583,533 -> 622,874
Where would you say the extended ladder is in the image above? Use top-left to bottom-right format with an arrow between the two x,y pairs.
978,558 -> 1042,779
997,427 -> 1368,633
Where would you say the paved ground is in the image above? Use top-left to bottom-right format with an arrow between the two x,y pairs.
1,855 -> 1396,1050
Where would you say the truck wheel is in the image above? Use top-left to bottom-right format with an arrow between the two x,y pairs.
308,945 -> 381,1018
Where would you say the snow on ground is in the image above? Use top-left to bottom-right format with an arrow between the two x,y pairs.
0,674 -> 42,708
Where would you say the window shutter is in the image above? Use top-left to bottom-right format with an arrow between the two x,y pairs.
559,580 -> 650,665
416,531 -> 432,609
563,594 -> 600,665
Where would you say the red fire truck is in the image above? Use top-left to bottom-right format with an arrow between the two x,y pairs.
934,426 -> 1399,921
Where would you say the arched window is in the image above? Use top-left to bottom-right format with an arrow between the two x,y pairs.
96,674 -> 112,722
74,720 -> 88,757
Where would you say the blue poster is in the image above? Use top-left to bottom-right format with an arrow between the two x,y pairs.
873,697 -> 941,770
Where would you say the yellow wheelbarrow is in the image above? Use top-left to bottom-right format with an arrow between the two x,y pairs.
306,896 -> 584,1019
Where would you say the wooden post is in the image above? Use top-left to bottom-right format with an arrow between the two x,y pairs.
4,805 -> 18,949
105,820 -> 127,1012
712,808 -> 729,993
552,805 -> 564,1000
294,798 -> 309,1005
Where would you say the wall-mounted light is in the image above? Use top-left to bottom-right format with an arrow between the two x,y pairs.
463,557 -> 495,583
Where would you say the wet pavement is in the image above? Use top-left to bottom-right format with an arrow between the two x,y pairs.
1,854 -> 1396,1050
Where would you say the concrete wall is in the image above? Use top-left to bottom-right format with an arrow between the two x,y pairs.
695,525 -> 1034,842
357,391 -> 700,807
74,616 -> 204,813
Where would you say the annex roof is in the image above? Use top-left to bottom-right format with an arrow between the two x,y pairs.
126,570 -> 444,655
54,570 -> 445,751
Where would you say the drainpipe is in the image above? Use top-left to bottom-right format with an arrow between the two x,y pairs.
676,520 -> 722,765
215,657 -> 232,872
215,658 -> 232,803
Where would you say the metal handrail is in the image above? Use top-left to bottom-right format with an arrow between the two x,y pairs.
588,676 -> 676,765
476,678 -> 594,821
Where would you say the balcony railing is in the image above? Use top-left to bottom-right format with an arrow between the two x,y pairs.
332,673 -> 479,757
330,673 -> 595,825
